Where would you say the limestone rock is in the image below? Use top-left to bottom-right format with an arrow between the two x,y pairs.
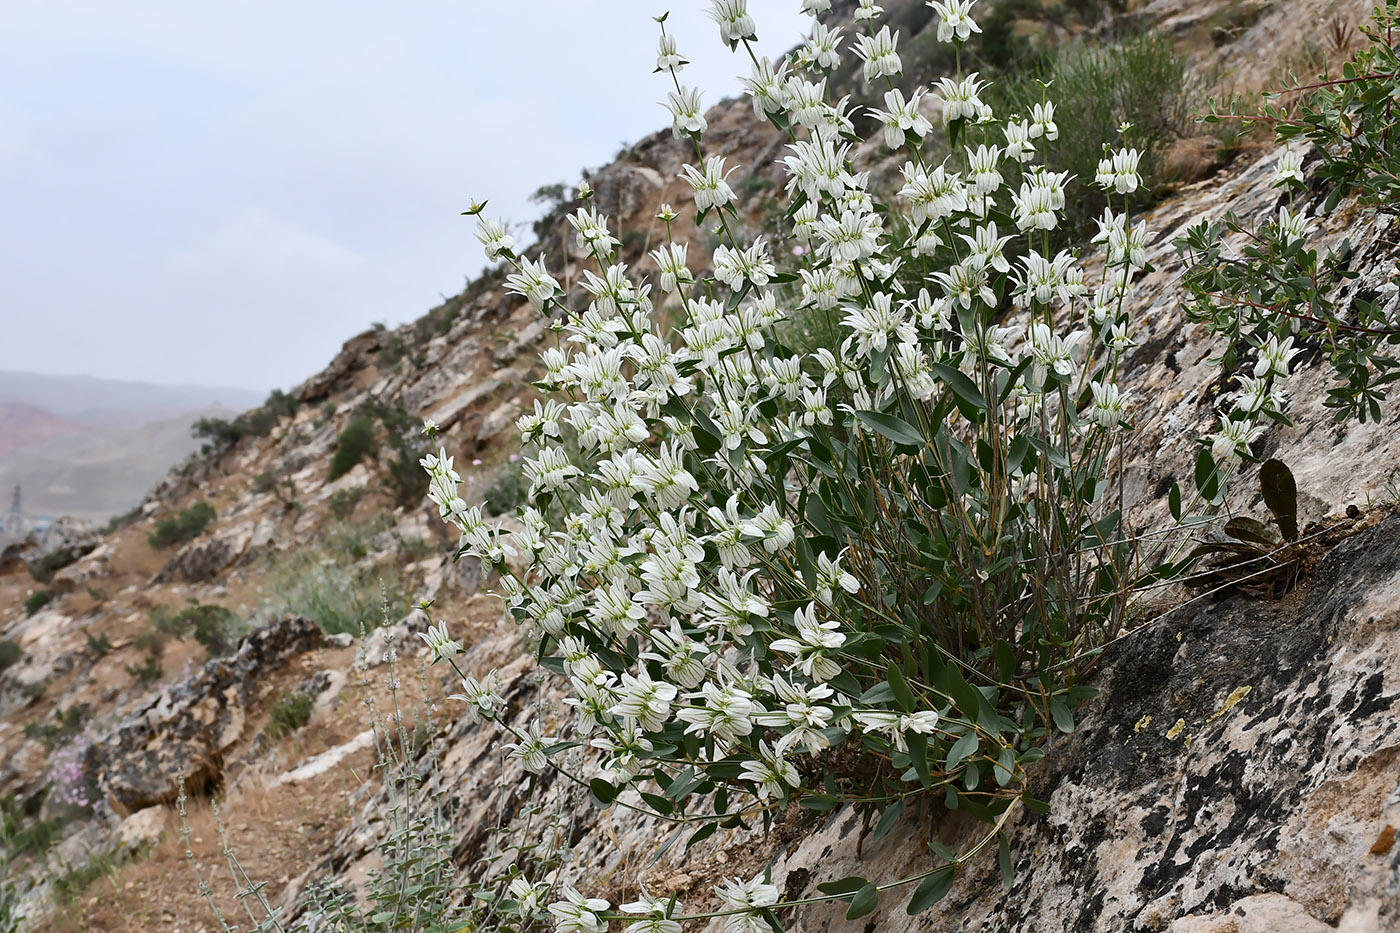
296,328 -> 385,403
749,515 -> 1400,932
87,616 -> 323,816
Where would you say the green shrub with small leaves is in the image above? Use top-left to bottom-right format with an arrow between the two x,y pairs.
124,656 -> 163,686
22,705 -> 88,749
1182,4 -> 1400,425
0,641 -> 20,673
22,591 -> 50,617
148,501 -> 216,549
329,416 -> 377,481
265,692 -> 314,740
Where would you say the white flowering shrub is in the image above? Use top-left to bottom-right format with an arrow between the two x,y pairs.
415,1 -> 1394,928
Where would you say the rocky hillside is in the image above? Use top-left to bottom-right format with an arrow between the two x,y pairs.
1,0 -> 1397,930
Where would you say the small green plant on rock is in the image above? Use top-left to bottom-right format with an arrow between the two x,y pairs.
124,656 -> 163,686
265,692 -> 314,741
22,590 -> 50,617
148,501 -> 216,549
328,415 -> 378,481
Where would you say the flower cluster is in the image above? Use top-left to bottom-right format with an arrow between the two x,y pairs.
430,0 -> 1167,926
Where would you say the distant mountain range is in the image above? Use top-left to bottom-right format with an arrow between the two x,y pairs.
0,370 -> 262,428
0,371 -> 265,523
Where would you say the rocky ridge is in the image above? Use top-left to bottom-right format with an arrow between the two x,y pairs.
0,0 -> 1397,930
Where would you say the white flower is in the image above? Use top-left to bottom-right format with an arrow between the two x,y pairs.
612,670 -> 678,733
656,31 -> 684,72
417,620 -> 462,662
801,0 -> 832,13
869,87 -> 931,149
664,85 -> 707,139
960,221 -> 1012,274
1003,118 -> 1035,162
650,242 -> 693,293
929,0 -> 981,42
450,669 -> 505,722
810,550 -> 860,604
1026,320 -> 1085,390
1210,414 -> 1267,465
715,876 -> 780,933
1254,334 -> 1302,380
782,135 -> 852,202
854,0 -> 884,21
741,56 -> 791,120
1029,100 -> 1058,140
1274,148 -> 1305,187
852,709 -> 941,753
504,720 -> 551,774
742,502 -> 794,553
841,291 -> 906,358
1012,179 -> 1058,232
852,26 -> 901,84
966,144 -> 1003,196
935,72 -> 988,123
1088,381 -> 1129,430
769,603 -> 845,681
713,237 -> 776,290
1095,147 -> 1142,194
738,741 -> 801,800
803,23 -> 843,69
707,0 -> 756,43
548,885 -> 611,933
1230,374 -> 1288,415
507,877 -> 550,919
681,156 -> 739,213
815,208 -> 882,265
569,206 -> 621,258
505,254 -> 561,311
1275,205 -> 1314,245
475,216 -> 515,262
621,893 -> 683,933
677,681 -> 756,745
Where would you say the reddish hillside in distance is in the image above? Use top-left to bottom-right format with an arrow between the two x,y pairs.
0,402 -> 81,455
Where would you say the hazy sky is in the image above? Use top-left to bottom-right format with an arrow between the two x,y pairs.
1,1 -> 809,394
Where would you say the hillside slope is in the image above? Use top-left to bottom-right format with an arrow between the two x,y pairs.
1,0 -> 1396,930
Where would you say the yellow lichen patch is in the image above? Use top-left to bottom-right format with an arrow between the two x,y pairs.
1166,718 -> 1187,740
1134,714 -> 1153,733
1207,685 -> 1253,723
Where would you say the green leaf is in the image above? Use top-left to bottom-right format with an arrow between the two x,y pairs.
1260,458 -> 1299,541
685,822 -> 717,851
998,833 -> 1015,892
1168,481 -> 1182,522
1049,697 -> 1074,734
847,883 -> 880,920
945,732 -> 979,771
1225,516 -> 1276,547
906,866 -> 956,915
589,778 -> 619,805
930,363 -> 987,419
854,409 -> 924,446
994,639 -> 1015,680
817,876 -> 870,897
800,794 -> 840,810
859,682 -> 897,705
872,800 -> 903,841
887,662 -> 916,713
907,730 -> 932,786
1195,447 -> 1222,504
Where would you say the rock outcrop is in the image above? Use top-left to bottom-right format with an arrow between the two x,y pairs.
86,616 -> 323,816
757,512 -> 1400,932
